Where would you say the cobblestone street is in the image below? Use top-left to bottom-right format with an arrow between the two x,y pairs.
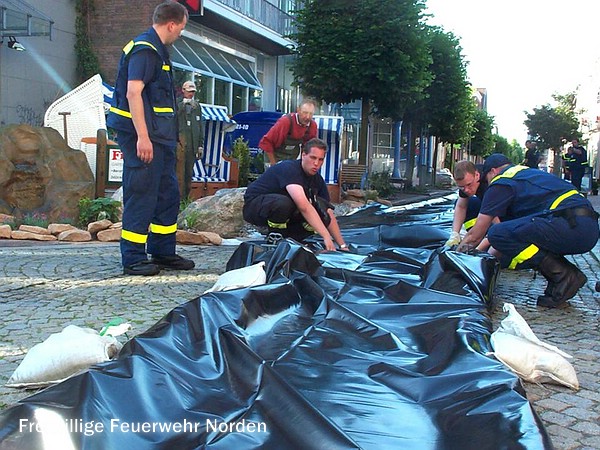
0,198 -> 599,449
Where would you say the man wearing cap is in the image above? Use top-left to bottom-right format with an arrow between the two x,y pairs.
457,153 -> 599,308
177,80 -> 204,199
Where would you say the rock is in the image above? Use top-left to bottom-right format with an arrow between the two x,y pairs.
88,219 -> 113,234
177,188 -> 246,238
11,230 -> 57,241
57,229 -> 92,242
0,213 -> 15,224
200,231 -> 223,245
176,230 -> 211,245
0,124 -> 94,222
97,228 -> 121,242
0,224 -> 11,239
48,223 -> 78,235
110,222 -> 122,229
18,224 -> 51,235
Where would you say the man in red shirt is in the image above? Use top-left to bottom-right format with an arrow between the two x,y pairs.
259,98 -> 318,165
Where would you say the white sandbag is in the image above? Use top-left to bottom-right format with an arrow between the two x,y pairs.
496,303 -> 572,359
6,325 -> 122,389
490,303 -> 579,390
204,261 -> 266,293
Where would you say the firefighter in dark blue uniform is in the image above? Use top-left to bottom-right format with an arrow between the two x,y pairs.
107,1 -> 194,276
445,161 -> 489,247
457,154 -> 599,308
567,138 -> 588,191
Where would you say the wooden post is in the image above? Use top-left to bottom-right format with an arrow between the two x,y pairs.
96,129 -> 107,199
58,112 -> 71,146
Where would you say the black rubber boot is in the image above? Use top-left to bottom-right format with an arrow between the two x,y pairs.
536,254 -> 587,308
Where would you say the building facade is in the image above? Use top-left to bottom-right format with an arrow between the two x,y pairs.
0,0 -> 300,126
89,0 -> 298,116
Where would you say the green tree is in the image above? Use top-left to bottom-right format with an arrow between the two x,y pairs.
524,103 -> 580,175
291,0 -> 432,164
493,135 -> 523,163
469,109 -> 495,157
405,27 -> 474,184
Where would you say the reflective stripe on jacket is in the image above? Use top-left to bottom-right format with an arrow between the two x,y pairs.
107,28 -> 177,145
490,165 -> 588,220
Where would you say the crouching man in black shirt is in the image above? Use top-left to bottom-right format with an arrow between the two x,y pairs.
243,138 -> 348,251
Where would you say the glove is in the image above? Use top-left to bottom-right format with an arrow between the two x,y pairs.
445,231 -> 461,247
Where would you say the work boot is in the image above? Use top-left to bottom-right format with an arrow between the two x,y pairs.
150,254 -> 195,270
265,232 -> 284,246
123,260 -> 161,276
536,254 -> 587,308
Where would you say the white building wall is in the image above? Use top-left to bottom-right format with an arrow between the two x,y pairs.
575,57 -> 600,177
0,0 -> 77,126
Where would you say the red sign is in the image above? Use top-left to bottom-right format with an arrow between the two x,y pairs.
179,0 -> 203,14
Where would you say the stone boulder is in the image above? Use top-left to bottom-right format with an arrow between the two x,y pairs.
11,230 -> 57,241
58,229 -> 93,242
48,223 -> 78,235
0,224 -> 11,239
178,188 -> 246,238
97,227 -> 121,242
0,124 -> 94,223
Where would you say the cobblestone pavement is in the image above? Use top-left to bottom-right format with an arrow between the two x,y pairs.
1,197 -> 599,449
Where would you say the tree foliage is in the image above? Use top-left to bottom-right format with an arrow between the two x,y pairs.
417,28 -> 474,145
291,0 -> 432,163
524,104 -> 580,151
291,0 -> 431,120
493,135 -> 523,163
469,109 -> 495,157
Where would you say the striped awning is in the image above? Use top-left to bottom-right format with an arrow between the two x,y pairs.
201,104 -> 235,124
0,0 -> 53,38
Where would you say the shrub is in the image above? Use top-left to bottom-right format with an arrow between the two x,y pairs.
232,136 -> 251,187
368,170 -> 394,198
22,212 -> 50,228
78,197 -> 121,227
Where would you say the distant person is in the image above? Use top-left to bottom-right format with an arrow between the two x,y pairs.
107,1 -> 195,276
457,153 -> 599,308
523,140 -> 541,168
446,161 -> 489,248
258,98 -> 318,166
567,138 -> 588,191
177,80 -> 204,199
243,138 -> 347,251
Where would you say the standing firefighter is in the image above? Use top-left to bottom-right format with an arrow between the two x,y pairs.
107,1 -> 195,276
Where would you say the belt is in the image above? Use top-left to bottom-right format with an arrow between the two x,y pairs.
553,207 -> 599,227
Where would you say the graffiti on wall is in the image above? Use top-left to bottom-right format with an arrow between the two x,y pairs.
16,105 -> 44,126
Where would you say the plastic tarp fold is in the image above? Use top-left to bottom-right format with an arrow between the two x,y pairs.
0,197 -> 553,449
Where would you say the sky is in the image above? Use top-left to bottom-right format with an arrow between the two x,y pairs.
424,0 -> 600,144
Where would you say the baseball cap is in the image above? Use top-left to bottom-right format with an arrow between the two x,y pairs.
482,153 -> 511,176
182,81 -> 196,92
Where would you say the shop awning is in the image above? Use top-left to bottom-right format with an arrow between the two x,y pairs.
0,0 -> 53,38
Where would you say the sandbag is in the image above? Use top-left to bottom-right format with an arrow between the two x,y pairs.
490,303 -> 579,390
7,325 -> 122,389
204,261 -> 266,293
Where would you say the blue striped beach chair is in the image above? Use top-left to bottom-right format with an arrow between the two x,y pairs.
190,104 -> 238,199
315,115 -> 344,202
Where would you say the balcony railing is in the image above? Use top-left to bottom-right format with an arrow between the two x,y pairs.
214,0 -> 296,36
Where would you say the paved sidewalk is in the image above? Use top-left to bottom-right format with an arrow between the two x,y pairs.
0,196 -> 599,449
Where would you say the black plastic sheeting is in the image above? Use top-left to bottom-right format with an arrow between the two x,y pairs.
0,196 -> 553,449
